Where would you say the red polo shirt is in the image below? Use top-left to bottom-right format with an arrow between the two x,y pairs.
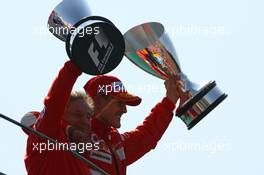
24,61 -> 91,175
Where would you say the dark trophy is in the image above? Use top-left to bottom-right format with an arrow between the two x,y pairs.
124,22 -> 227,130
48,0 -> 125,75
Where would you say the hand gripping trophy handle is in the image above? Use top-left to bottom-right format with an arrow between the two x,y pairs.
124,22 -> 227,130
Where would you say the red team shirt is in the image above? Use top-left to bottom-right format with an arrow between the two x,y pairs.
86,97 -> 175,175
24,61 -> 176,175
25,61 -> 91,175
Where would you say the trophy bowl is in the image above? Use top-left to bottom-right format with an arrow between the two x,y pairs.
48,0 -> 125,75
124,22 -> 227,130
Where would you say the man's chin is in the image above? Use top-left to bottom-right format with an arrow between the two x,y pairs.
115,125 -> 121,129
112,122 -> 121,128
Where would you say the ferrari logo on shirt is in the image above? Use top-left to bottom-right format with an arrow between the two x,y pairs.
98,142 -> 110,153
91,133 -> 110,153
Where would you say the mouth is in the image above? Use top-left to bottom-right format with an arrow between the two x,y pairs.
115,114 -> 122,121
113,115 -> 122,128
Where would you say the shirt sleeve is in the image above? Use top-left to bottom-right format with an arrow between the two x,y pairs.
121,97 -> 175,165
35,61 -> 82,140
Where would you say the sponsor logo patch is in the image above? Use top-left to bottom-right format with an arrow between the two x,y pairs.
116,147 -> 126,161
90,150 -> 112,164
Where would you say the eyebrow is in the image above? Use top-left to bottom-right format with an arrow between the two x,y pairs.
73,110 -> 92,116
73,110 -> 83,114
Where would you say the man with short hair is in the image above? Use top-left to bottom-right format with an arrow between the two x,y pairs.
83,73 -> 186,175
24,61 -> 94,175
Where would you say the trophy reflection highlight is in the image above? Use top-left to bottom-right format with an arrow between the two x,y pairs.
124,22 -> 227,130
48,0 -> 93,42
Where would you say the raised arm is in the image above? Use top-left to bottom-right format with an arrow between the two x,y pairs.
121,97 -> 175,165
35,61 -> 82,139
121,73 -> 185,165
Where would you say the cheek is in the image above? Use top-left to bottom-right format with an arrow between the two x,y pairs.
64,115 -> 78,125
64,114 -> 70,122
108,104 -> 120,113
103,104 -> 115,116
102,112 -> 116,126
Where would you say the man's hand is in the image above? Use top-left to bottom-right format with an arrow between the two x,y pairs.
164,73 -> 191,105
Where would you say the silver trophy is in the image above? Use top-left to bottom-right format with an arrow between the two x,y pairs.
48,0 -> 125,75
124,22 -> 227,130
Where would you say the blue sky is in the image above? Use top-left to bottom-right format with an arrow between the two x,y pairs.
1,0 -> 263,174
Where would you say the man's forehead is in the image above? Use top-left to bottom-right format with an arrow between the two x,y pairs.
69,100 -> 90,112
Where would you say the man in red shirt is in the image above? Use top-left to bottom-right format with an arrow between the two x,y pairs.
83,73 -> 186,175
24,61 -> 95,175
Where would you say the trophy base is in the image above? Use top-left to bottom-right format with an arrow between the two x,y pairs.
176,81 -> 227,130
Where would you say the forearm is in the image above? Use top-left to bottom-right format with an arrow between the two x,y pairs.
123,97 -> 175,165
142,97 -> 175,143
36,61 -> 82,138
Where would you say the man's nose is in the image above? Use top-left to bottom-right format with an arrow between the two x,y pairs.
80,116 -> 91,127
